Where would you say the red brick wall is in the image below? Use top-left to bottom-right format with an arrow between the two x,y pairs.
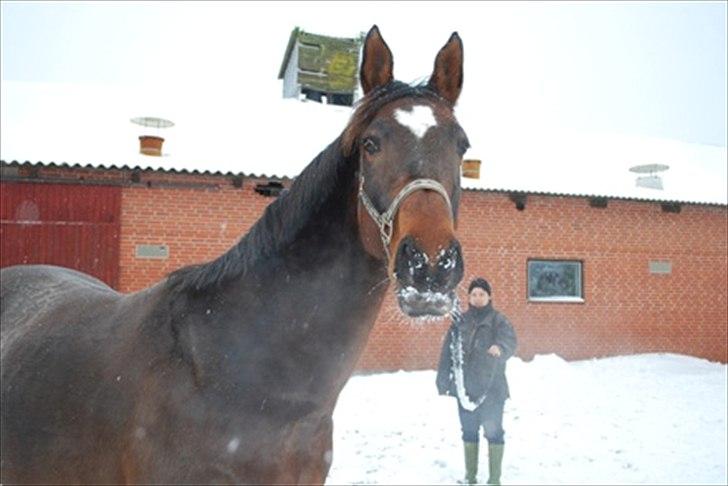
118,172 -> 275,291
357,192 -> 728,369
4,166 -> 727,368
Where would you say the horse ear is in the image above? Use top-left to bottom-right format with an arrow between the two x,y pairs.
427,32 -> 463,105
360,25 -> 394,95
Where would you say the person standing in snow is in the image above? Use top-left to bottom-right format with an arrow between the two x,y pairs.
436,277 -> 518,485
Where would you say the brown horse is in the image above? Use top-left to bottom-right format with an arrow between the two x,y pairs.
1,26 -> 469,484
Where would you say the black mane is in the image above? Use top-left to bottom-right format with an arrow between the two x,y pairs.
167,81 -> 444,294
166,137 -> 351,293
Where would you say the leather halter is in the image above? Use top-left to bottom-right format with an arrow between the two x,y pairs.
358,176 -> 453,267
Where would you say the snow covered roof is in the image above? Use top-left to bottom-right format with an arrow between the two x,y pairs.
1,80 -> 726,206
459,128 -> 728,206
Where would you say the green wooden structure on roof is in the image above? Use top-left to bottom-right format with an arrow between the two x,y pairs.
278,27 -> 363,106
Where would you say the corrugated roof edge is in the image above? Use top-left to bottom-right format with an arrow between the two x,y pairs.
2,160 -> 726,208
463,186 -> 726,207
0,160 -> 291,181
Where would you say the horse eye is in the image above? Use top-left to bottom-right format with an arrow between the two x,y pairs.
362,137 -> 380,155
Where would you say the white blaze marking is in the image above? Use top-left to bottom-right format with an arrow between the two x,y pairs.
394,105 -> 437,139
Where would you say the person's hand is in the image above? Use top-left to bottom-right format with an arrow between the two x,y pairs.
487,345 -> 501,357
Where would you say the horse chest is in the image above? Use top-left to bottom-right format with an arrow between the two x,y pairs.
127,382 -> 333,484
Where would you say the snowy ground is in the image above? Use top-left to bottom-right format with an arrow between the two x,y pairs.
326,353 -> 727,485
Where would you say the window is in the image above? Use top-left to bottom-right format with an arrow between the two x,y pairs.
527,260 -> 583,302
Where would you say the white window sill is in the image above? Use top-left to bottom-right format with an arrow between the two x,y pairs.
528,296 -> 585,303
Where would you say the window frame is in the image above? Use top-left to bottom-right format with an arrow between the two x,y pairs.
527,259 -> 584,303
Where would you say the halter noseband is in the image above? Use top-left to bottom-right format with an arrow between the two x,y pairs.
358,176 -> 453,267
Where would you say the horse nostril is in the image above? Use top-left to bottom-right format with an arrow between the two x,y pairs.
434,241 -> 463,288
395,237 -> 430,284
411,251 -> 428,273
438,253 -> 455,270
437,243 -> 460,270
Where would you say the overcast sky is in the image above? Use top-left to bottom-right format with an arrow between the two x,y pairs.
1,0 -> 726,147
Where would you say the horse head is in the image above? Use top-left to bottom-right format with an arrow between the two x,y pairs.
345,26 -> 468,318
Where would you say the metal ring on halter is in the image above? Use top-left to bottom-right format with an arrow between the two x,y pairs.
358,176 -> 454,271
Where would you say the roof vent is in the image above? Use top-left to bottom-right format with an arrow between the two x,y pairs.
629,164 -> 669,190
131,117 -> 174,156
462,159 -> 481,179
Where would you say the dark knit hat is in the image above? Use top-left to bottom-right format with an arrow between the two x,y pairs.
468,277 -> 491,296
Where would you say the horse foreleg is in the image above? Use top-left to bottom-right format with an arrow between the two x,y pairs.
300,414 -> 334,485
277,414 -> 334,485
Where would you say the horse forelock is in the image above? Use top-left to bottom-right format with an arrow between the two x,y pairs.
341,81 -> 450,157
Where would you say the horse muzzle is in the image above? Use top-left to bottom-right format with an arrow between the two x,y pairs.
393,237 -> 463,318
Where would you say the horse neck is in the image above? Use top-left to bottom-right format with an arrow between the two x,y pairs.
166,140 -> 390,408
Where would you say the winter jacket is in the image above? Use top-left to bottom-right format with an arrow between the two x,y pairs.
436,303 -> 517,404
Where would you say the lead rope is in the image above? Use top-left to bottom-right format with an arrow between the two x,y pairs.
450,328 -> 488,411
449,299 -> 490,411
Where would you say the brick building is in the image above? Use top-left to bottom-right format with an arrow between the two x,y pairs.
2,159 -> 726,369
3,74 -> 727,370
